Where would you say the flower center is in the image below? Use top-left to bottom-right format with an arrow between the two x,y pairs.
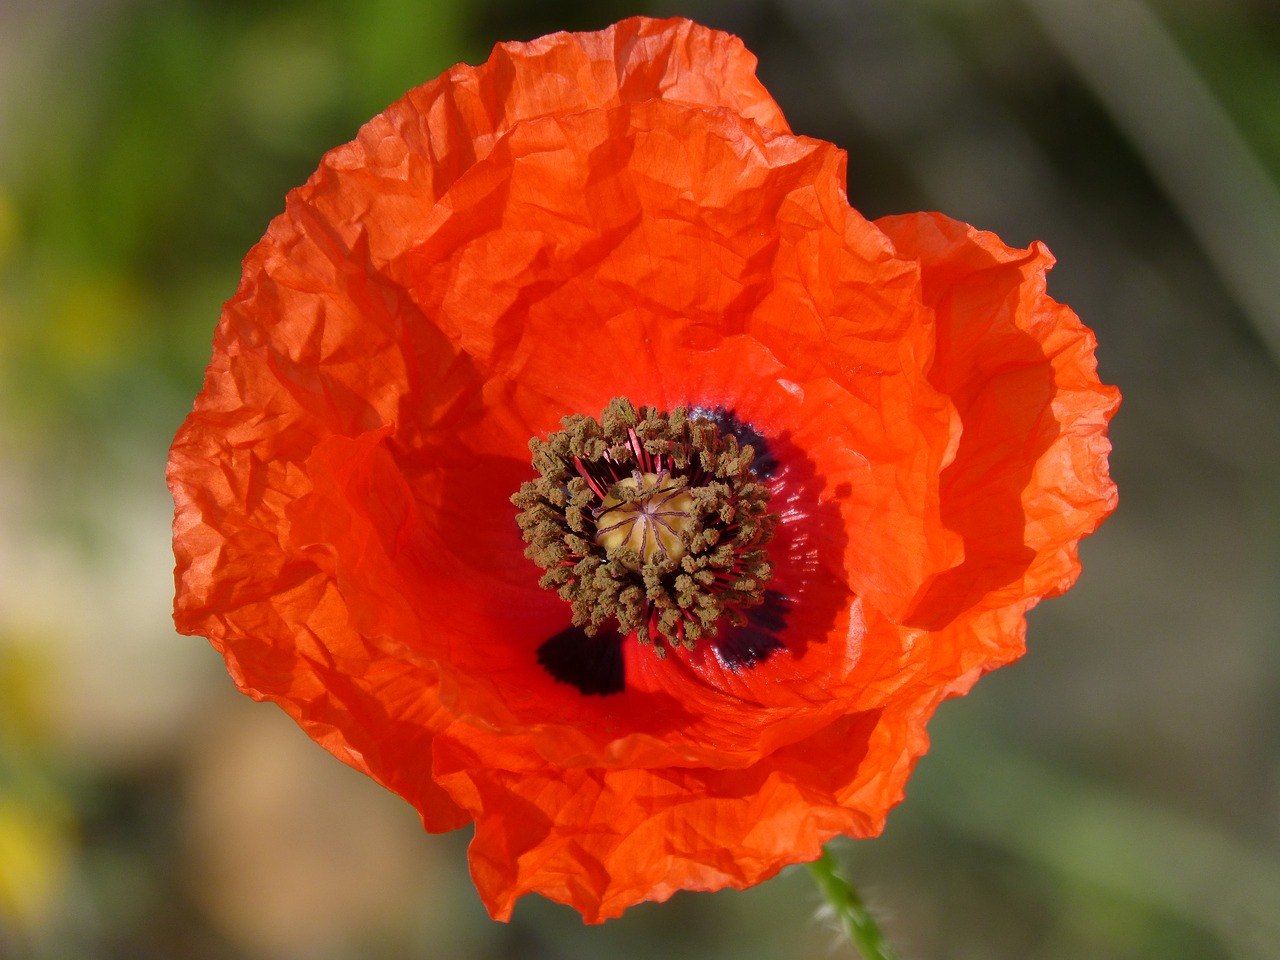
512,398 -> 777,657
595,472 -> 696,570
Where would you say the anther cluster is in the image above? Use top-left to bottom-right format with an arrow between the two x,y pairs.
512,398 -> 776,656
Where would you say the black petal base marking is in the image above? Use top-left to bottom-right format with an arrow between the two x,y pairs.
713,590 -> 789,670
537,625 -> 627,695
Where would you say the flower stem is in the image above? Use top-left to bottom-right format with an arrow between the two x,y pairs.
806,847 -> 901,959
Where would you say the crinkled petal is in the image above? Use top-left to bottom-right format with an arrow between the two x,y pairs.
169,16 -> 1118,925
877,211 -> 1118,677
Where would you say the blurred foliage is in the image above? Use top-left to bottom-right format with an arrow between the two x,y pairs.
2,0 -> 471,447
0,638 -> 71,938
1164,4 -> 1280,179
1,0 -> 1278,958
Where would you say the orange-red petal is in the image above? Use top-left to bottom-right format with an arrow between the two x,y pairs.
169,16 -> 1118,923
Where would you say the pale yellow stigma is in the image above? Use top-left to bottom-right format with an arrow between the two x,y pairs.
595,473 -> 697,570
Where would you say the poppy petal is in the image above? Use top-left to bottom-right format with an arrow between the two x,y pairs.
169,16 -> 1118,923
878,211 -> 1119,665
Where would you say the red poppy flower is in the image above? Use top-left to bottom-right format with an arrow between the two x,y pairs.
169,16 -> 1118,922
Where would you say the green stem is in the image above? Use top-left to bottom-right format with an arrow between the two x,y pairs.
806,847 -> 901,960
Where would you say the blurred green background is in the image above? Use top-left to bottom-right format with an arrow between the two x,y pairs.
1,0 -> 1277,957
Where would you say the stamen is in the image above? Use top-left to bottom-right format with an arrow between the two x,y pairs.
512,398 -> 779,684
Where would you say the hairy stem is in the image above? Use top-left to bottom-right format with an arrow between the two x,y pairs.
807,847 -> 901,960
